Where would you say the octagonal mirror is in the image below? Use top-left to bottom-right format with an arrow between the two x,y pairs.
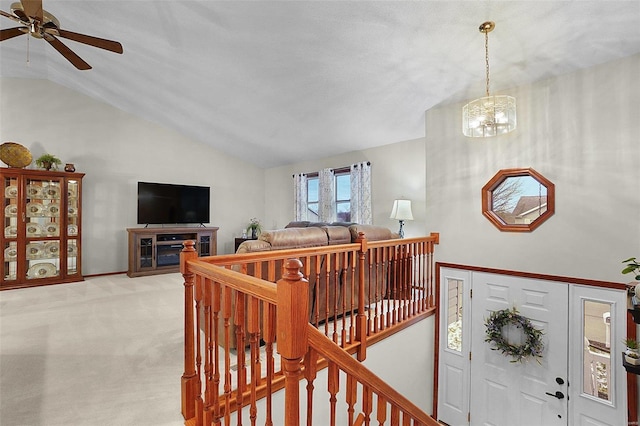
481,168 -> 555,232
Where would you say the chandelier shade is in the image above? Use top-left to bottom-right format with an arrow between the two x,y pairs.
462,21 -> 516,138
462,95 -> 517,137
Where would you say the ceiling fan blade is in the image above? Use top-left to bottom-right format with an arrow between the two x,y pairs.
0,27 -> 26,41
56,29 -> 123,54
1,9 -> 22,23
44,34 -> 91,70
12,8 -> 29,22
20,0 -> 42,22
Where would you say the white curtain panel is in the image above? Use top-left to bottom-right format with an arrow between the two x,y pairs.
350,162 -> 372,224
293,173 -> 307,221
318,168 -> 336,223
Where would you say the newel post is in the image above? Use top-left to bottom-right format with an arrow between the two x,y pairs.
355,232 -> 368,361
181,240 -> 198,420
277,259 -> 309,426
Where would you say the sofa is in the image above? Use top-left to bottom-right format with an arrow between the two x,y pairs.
224,222 -> 398,348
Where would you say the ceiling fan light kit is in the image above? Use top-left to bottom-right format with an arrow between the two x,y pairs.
0,0 -> 123,70
462,21 -> 517,138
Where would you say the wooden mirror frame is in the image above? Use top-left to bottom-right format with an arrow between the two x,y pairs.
481,168 -> 555,232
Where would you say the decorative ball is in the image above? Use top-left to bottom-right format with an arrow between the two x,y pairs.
0,142 -> 32,168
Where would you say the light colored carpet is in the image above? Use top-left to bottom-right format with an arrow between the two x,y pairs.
0,273 -> 186,426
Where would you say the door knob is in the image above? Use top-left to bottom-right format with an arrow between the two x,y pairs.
555,377 -> 565,385
545,391 -> 565,400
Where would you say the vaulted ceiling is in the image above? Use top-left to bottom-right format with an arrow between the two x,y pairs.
1,1 -> 639,168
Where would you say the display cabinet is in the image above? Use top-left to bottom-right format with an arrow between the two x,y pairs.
1,167 -> 84,290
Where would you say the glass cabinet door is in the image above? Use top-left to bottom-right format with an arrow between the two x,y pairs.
66,179 -> 80,277
24,177 -> 61,280
3,175 -> 19,281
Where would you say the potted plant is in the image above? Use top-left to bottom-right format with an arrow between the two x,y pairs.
622,257 -> 640,281
623,338 -> 639,355
35,153 -> 62,171
246,218 -> 262,239
625,351 -> 640,366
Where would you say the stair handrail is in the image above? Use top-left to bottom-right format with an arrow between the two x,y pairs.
305,325 -> 440,426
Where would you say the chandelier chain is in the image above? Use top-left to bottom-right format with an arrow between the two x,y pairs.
485,29 -> 490,97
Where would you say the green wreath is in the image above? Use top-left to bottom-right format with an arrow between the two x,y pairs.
485,307 -> 544,363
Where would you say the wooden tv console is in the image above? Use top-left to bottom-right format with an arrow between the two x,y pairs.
127,226 -> 218,277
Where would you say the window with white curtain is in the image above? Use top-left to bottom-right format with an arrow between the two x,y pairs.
294,162 -> 371,224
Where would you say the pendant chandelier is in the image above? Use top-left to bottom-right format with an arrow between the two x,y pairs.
462,21 -> 516,138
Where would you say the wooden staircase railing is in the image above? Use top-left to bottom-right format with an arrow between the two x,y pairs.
306,325 -> 440,426
180,233 -> 439,425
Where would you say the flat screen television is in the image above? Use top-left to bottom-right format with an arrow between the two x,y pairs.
137,182 -> 210,225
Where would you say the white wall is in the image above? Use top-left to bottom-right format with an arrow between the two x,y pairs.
0,78 -> 265,274
426,54 -> 640,284
263,137 -> 428,237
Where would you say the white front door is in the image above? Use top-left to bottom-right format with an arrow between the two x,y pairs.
470,272 -> 569,426
437,267 -> 628,426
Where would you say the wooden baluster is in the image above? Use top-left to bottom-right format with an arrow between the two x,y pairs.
277,258 -> 309,426
304,348 -> 319,426
416,243 -> 424,313
264,303 -> 276,426
346,374 -> 357,425
180,241 -> 198,421
381,247 -> 388,329
372,247 -> 380,334
212,280 -> 222,426
388,246 -> 398,326
361,384 -> 372,426
366,249 -> 373,337
390,405 -> 400,426
338,253 -> 347,347
194,274 -> 204,426
313,255 -> 330,337
383,247 -> 391,331
402,412 -> 411,426
355,233 -> 368,361
376,395 -> 387,426
328,361 -> 339,426
222,286 -> 232,425
234,291 -> 246,424
203,277 -> 213,426
408,243 -> 415,317
326,253 -> 339,344
348,250 -> 356,343
402,244 -> 409,320
248,295 -> 260,426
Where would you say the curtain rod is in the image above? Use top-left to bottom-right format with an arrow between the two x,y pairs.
292,161 -> 371,178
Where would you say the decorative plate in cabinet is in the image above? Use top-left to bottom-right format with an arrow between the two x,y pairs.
27,263 -> 57,279
26,223 -> 43,237
44,241 -> 60,258
26,184 -> 42,198
44,222 -> 59,236
46,203 -> 60,217
4,185 -> 18,198
4,204 -> 17,217
67,224 -> 78,236
26,242 -> 44,259
42,185 -> 60,199
4,246 -> 17,260
26,202 -> 44,217
4,225 -> 17,238
67,244 -> 78,256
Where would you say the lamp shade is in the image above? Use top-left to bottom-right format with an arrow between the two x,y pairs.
390,199 -> 413,221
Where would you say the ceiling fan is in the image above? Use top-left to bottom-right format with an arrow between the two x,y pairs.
0,0 -> 122,70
